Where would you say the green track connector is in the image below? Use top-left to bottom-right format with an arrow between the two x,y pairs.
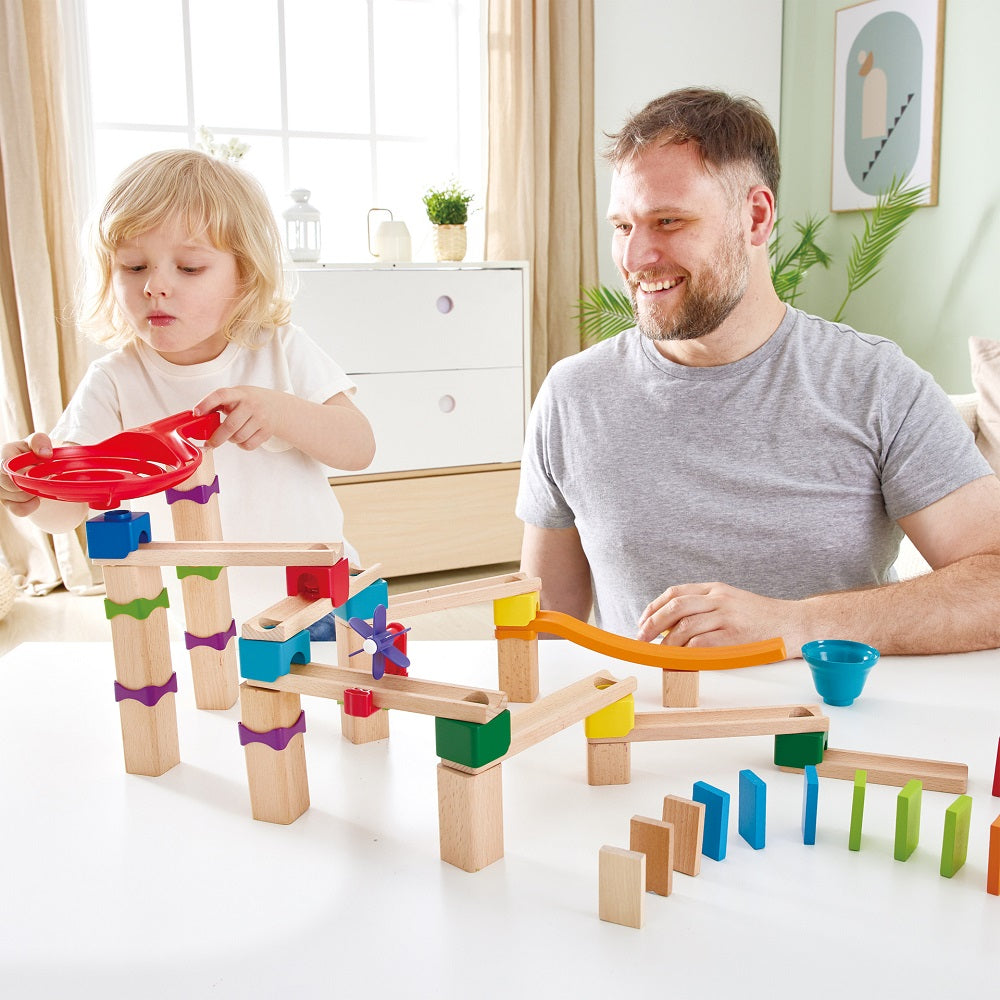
176,565 -> 224,581
104,587 -> 170,621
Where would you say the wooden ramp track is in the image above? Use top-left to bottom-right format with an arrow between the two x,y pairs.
445,670 -> 637,774
587,704 -> 829,744
780,747 -> 968,793
244,661 -> 508,724
93,541 -> 344,567
495,610 -> 787,671
388,572 -> 542,618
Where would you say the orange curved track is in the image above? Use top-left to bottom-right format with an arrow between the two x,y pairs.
495,610 -> 786,671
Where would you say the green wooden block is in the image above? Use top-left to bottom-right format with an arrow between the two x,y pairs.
940,794 -> 973,878
848,769 -> 867,852
435,710 -> 511,769
894,779 -> 922,862
774,730 -> 828,768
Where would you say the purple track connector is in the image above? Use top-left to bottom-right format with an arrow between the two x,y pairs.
165,475 -> 220,506
184,619 -> 237,652
114,672 -> 178,707
238,711 -> 307,751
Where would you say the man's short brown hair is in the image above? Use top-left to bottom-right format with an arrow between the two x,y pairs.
604,87 -> 780,200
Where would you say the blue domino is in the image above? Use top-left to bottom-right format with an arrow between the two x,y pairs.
802,765 -> 819,845
693,780 -> 730,861
738,769 -> 766,850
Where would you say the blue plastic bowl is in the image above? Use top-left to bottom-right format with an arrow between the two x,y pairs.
802,639 -> 880,707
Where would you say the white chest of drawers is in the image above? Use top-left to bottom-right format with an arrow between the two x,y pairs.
290,262 -> 531,577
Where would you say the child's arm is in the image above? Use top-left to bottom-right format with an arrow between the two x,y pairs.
193,387 -> 375,471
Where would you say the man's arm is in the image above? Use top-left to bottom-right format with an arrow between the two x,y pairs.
636,476 -> 1000,657
520,523 -> 594,624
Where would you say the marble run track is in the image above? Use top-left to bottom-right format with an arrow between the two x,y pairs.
495,609 -> 787,671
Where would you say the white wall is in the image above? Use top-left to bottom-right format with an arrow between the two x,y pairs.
593,0 -> 785,285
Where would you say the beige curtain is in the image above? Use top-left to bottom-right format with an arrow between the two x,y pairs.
0,0 -> 99,594
485,0 -> 598,398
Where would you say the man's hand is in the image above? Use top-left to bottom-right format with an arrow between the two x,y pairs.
194,386 -> 285,451
637,581 -> 807,658
0,434 -> 54,517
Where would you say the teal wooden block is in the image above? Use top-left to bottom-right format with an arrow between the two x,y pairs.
239,629 -> 311,683
940,794 -> 973,878
738,769 -> 766,850
334,578 -> 389,621
435,710 -> 511,769
774,730 -> 827,767
848,769 -> 867,852
894,779 -> 922,862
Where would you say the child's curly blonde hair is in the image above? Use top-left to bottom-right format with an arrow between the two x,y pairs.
79,149 -> 293,347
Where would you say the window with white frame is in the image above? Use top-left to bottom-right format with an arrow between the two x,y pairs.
78,0 -> 484,262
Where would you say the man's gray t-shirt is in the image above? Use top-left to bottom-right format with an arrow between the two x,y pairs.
517,306 -> 991,637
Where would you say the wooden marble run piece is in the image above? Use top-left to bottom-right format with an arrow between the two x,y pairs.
586,704 -> 829,786
779,748 -> 967,794
388,573 -> 541,619
91,540 -> 345,567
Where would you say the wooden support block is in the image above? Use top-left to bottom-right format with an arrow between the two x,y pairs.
598,846 -> 645,929
738,769 -> 766,850
662,795 -> 706,877
940,795 -> 972,878
240,683 -> 309,825
692,781 -> 730,861
849,769 -> 867,852
179,572 -> 238,710
496,636 -> 539,704
341,705 -> 390,745
437,763 -> 504,872
802,765 -> 819,846
662,669 -> 699,707
629,816 -> 674,896
780,748 -> 967,794
104,564 -> 179,777
988,815 -> 1000,895
894,779 -> 922,862
587,741 -> 631,786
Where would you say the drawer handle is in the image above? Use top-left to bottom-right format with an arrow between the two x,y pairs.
439,395 -> 456,413
436,295 -> 454,314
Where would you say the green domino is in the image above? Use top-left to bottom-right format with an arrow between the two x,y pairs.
894,779 -> 922,862
176,565 -> 224,581
104,587 -> 170,621
940,794 -> 973,878
848,769 -> 867,852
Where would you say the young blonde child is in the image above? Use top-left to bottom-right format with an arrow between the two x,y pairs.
0,149 -> 375,625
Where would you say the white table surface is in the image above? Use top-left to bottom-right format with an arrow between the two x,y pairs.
1,638 -> 998,999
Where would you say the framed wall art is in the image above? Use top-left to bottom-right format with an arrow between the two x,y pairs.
831,0 -> 945,211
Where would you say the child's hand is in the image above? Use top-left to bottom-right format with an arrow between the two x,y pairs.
0,435 -> 53,516
193,386 -> 285,452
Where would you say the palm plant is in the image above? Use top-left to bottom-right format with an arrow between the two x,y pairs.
575,178 -> 926,345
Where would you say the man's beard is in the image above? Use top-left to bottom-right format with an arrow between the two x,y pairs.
629,223 -> 751,343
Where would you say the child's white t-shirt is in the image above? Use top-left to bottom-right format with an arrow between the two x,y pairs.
52,325 -> 357,622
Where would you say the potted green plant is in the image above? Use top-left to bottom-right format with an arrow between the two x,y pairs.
422,181 -> 474,261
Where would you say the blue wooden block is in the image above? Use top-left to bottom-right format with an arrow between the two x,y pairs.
334,578 -> 389,621
692,780 -> 730,861
238,630 -> 311,683
802,765 -> 819,845
85,510 -> 152,559
738,769 -> 766,850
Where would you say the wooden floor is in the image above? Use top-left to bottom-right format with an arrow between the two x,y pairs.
0,562 -> 521,658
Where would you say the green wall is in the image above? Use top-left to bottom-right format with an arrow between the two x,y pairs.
780,0 -> 1000,392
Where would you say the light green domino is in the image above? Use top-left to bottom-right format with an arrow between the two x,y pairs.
177,565 -> 224,581
940,794 -> 973,878
848,769 -> 867,852
104,587 -> 170,621
894,779 -> 922,862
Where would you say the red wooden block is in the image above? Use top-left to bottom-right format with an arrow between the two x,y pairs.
383,622 -> 409,676
343,687 -> 377,718
286,558 -> 349,604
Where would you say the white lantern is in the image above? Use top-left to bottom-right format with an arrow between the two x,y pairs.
283,189 -> 321,262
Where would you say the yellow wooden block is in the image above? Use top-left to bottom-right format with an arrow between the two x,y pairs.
584,693 -> 635,739
492,591 -> 540,627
